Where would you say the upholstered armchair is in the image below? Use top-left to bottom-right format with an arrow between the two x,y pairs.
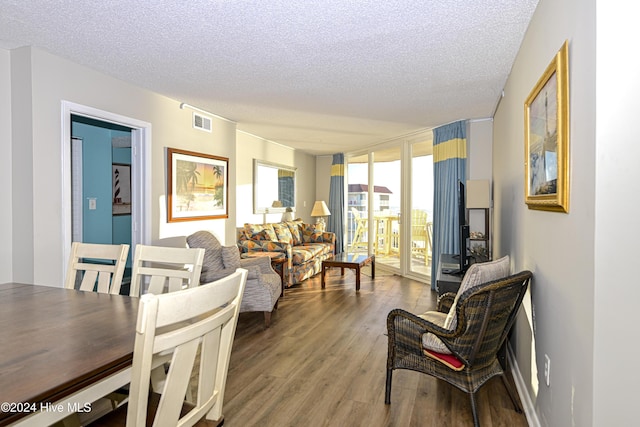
187,231 -> 281,327
385,255 -> 532,427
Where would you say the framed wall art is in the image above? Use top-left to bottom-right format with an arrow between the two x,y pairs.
167,148 -> 229,222
112,163 -> 131,215
524,40 -> 570,213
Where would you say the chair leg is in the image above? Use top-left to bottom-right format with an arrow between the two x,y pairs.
263,311 -> 271,328
469,392 -> 480,427
501,373 -> 523,413
384,368 -> 393,404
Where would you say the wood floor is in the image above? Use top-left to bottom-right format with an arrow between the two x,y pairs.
222,269 -> 529,427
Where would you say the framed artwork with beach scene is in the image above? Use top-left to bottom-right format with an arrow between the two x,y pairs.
167,148 -> 229,222
524,40 -> 569,213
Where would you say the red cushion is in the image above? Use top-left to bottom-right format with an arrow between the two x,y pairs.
423,349 -> 465,371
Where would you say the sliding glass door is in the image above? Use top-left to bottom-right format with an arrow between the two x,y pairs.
372,146 -> 402,272
409,140 -> 434,280
345,131 -> 433,283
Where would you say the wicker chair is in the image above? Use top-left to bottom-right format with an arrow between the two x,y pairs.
385,269 -> 532,427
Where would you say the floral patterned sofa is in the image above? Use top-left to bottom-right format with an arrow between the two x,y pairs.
237,219 -> 336,286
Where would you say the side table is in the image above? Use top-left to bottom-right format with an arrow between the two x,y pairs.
241,251 -> 287,297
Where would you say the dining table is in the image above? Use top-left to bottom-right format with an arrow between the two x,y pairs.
0,282 -> 138,426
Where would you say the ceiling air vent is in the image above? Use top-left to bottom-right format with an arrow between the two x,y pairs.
192,112 -> 212,132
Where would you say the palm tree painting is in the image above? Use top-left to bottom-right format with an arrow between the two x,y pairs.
168,148 -> 228,221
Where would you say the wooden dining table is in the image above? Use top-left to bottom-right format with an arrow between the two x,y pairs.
0,282 -> 138,426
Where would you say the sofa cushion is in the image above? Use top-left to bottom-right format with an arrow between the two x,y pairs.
291,243 -> 332,265
423,349 -> 465,371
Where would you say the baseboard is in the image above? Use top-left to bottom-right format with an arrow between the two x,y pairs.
507,343 -> 541,427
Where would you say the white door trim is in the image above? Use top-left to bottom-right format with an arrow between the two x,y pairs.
61,101 -> 151,283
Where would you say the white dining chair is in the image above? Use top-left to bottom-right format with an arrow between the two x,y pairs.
128,244 -> 205,297
64,242 -> 130,295
90,268 -> 248,427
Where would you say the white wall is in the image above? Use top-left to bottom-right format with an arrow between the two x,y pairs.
593,1 -> 640,425
5,45 -> 319,285
294,150 -> 318,221
235,131 -> 316,228
467,120 -> 493,256
0,49 -> 11,283
10,46 -> 236,285
467,119 -> 493,181
315,155 -> 333,208
493,0 -> 597,425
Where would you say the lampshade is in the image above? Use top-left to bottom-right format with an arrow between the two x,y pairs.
311,201 -> 331,217
466,180 -> 491,208
281,207 -> 294,222
272,200 -> 283,208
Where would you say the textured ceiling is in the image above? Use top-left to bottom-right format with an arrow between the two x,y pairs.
0,0 -> 539,155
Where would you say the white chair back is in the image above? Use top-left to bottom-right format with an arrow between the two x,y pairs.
64,242 -> 130,295
129,244 -> 205,297
126,269 -> 248,427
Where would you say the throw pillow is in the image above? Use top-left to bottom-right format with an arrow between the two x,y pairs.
301,223 -> 323,242
244,223 -> 278,241
286,221 -> 303,245
443,255 -> 511,330
419,311 -> 450,354
421,255 -> 510,355
250,230 -> 270,241
273,223 -> 293,245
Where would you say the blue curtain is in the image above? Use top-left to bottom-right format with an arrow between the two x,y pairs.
431,121 -> 467,288
278,170 -> 295,207
328,153 -> 345,253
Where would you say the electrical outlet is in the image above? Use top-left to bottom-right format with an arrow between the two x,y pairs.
544,354 -> 551,386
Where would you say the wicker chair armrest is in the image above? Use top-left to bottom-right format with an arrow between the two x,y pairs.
387,308 -> 457,340
436,292 -> 456,313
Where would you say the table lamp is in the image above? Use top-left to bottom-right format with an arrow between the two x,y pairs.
466,180 -> 490,209
281,207 -> 294,222
311,201 -> 331,231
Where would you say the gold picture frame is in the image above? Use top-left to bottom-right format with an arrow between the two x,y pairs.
167,148 -> 229,222
524,40 -> 570,213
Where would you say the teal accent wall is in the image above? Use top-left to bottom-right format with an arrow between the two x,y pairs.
72,121 -> 113,244
71,117 -> 132,267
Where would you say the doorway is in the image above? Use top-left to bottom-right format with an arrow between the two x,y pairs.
71,115 -> 132,249
61,101 -> 152,285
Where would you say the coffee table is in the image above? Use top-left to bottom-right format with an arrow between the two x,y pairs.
321,253 -> 375,291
